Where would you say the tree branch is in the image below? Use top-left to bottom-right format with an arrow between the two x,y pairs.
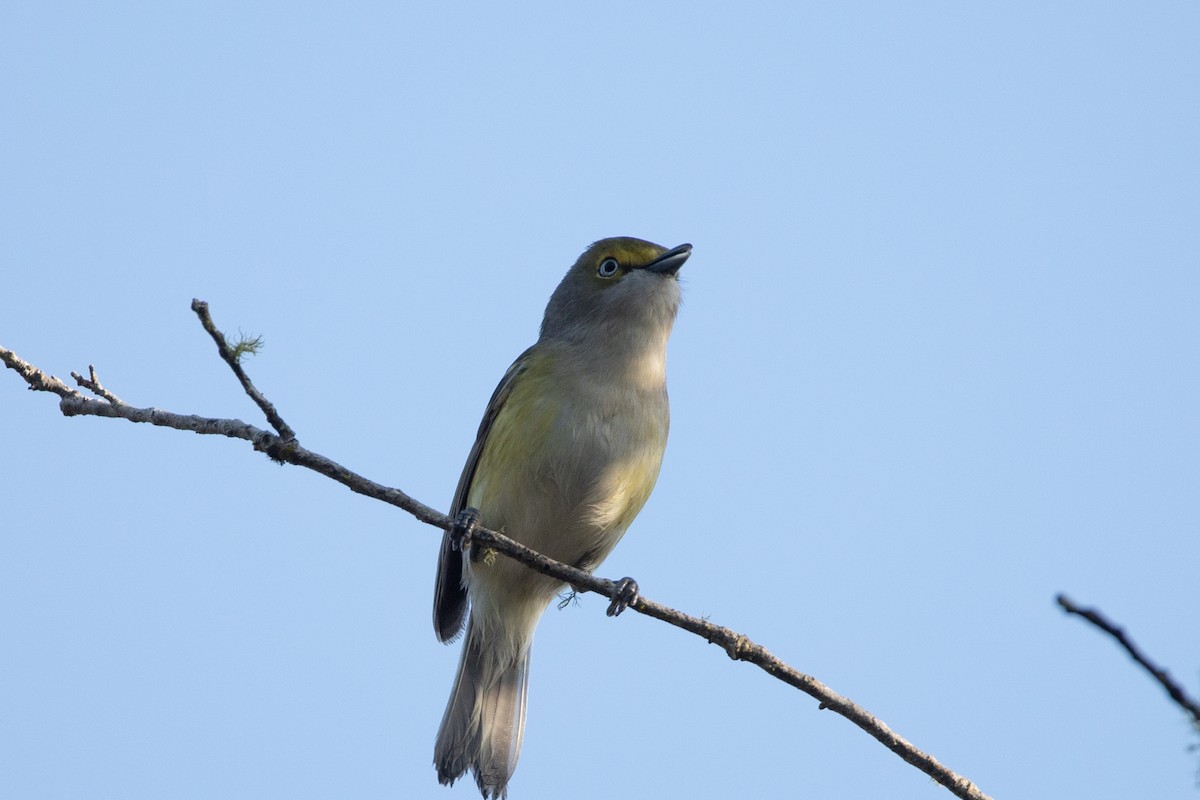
1,303 -> 993,800
191,298 -> 295,441
1057,594 -> 1200,725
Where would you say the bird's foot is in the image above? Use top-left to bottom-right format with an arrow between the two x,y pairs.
449,507 -> 480,553
606,577 -> 640,617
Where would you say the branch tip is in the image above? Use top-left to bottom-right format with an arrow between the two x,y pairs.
1058,593 -> 1200,725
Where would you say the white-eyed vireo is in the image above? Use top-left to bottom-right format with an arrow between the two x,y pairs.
433,237 -> 691,797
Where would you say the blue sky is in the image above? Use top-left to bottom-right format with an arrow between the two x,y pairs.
3,3 -> 1198,798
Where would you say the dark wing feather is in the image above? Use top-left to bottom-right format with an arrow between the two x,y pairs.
432,348 -> 534,642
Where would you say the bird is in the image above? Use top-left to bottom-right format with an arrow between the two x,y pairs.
432,236 -> 691,798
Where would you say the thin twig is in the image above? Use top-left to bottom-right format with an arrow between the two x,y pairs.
190,299 -> 295,441
1,309 -> 995,800
71,365 -> 124,404
1057,594 -> 1200,724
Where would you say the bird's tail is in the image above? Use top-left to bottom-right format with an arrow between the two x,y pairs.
434,617 -> 530,799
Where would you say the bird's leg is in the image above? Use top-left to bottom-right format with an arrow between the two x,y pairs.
450,507 -> 480,553
606,577 -> 640,617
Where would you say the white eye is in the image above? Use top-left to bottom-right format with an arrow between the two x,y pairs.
597,257 -> 620,278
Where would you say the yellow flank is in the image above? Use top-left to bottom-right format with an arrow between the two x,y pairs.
467,355 -> 558,518
585,448 -> 662,533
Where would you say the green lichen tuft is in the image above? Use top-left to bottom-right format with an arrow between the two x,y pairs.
229,330 -> 265,362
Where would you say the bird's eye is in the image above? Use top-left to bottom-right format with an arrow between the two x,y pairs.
597,257 -> 620,278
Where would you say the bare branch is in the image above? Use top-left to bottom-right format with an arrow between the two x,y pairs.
1057,594 -> 1200,725
190,298 -> 295,441
2,308 -> 995,800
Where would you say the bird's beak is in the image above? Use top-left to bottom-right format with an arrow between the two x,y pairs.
643,243 -> 692,276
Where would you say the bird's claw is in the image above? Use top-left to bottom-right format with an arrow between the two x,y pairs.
450,507 -> 480,553
606,577 -> 639,617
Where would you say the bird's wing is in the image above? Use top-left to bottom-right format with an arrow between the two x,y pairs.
432,347 -> 535,642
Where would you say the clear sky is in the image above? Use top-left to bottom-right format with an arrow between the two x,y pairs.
3,3 -> 1198,799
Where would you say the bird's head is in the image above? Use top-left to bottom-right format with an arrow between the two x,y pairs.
540,237 -> 691,345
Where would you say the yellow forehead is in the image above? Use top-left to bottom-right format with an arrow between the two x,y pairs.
577,237 -> 668,271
